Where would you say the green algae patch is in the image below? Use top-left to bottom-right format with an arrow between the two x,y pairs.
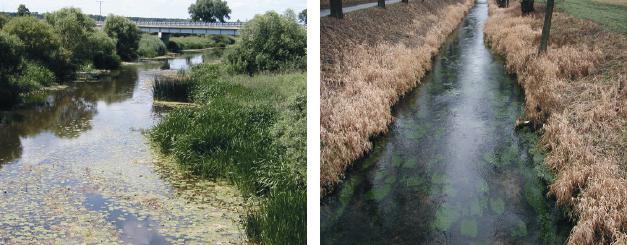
433,204 -> 460,231
391,152 -> 404,168
511,219 -> 528,238
368,183 -> 393,201
490,197 -> 505,215
460,219 -> 478,238
431,173 -> 448,185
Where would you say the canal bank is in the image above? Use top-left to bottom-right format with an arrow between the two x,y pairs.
321,1 -> 571,243
0,53 -> 247,243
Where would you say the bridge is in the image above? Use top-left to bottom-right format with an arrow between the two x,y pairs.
96,21 -> 243,36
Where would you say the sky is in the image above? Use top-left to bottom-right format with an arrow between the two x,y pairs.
0,0 -> 306,21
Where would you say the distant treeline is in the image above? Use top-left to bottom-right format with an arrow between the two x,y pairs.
0,12 -> 192,22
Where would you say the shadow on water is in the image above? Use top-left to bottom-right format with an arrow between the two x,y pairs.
321,2 -> 571,244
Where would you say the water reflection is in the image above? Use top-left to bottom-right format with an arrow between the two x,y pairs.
321,2 -> 570,244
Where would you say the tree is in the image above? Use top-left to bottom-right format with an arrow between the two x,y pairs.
17,4 -> 30,16
330,0 -> 343,19
538,0 -> 555,54
298,9 -> 307,24
521,0 -> 534,14
103,15 -> 141,61
379,0 -> 386,8
88,31 -> 121,69
45,8 -> 97,67
0,14 -> 9,29
188,0 -> 231,23
2,16 -> 71,77
226,11 -> 306,75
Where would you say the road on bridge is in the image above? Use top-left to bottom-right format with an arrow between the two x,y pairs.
321,0 -> 402,17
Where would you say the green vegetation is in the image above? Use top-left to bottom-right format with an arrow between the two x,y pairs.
137,34 -> 166,58
17,4 -> 30,16
537,0 -> 627,34
151,66 -> 306,244
226,11 -> 306,75
188,0 -> 232,23
169,35 -> 235,51
0,6 -> 131,108
104,15 -> 141,61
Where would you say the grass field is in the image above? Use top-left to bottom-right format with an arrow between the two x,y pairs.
537,0 -> 627,34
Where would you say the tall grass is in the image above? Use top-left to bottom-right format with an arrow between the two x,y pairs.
138,34 -> 166,58
484,1 -> 626,243
152,75 -> 193,102
150,64 -> 306,244
320,0 -> 474,195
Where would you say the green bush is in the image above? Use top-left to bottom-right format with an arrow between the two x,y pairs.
0,32 -> 24,106
0,14 -> 9,29
89,31 -> 121,69
3,16 -> 71,78
166,40 -> 182,53
138,34 -> 166,58
103,15 -> 141,61
45,8 -> 97,67
11,61 -> 55,93
226,11 -> 306,75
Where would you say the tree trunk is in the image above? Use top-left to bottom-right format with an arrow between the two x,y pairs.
538,0 -> 554,54
402,0 -> 408,3
521,0 -> 534,14
330,0 -> 344,19
378,0 -> 386,8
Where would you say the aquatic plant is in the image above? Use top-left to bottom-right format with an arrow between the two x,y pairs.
153,75 -> 193,102
320,0 -> 475,195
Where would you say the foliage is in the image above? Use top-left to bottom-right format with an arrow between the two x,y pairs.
88,31 -> 121,69
45,8 -> 97,66
137,34 -> 166,58
150,65 -> 306,244
104,15 -> 141,61
299,9 -> 307,24
11,61 -> 55,93
0,14 -> 9,29
188,0 -> 231,23
0,32 -> 24,106
170,35 -> 235,50
2,16 -> 71,78
17,4 -> 30,17
226,11 -> 306,75
166,40 -> 182,53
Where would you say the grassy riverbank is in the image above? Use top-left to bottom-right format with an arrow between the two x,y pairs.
151,67 -> 306,244
320,0 -> 474,194
484,2 -> 626,243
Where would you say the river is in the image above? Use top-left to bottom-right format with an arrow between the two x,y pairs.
0,51 -> 246,244
321,1 -> 571,244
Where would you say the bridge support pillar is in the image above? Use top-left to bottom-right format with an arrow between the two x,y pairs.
159,32 -> 171,45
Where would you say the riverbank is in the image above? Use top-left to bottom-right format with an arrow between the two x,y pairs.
320,0 -> 474,194
484,2 -> 626,243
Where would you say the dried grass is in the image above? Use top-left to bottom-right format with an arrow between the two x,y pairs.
320,0 -> 474,194
485,1 -> 627,243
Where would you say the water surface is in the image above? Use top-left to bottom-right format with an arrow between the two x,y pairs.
321,2 -> 570,244
0,53 -> 245,244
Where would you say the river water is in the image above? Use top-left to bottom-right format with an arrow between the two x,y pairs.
321,2 -> 571,244
0,52 -> 245,244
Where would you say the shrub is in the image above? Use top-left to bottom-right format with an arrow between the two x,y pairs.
103,15 -> 141,61
45,8 -> 97,66
166,40 -> 181,53
2,16 -> 71,77
89,31 -> 121,69
137,34 -> 166,58
0,32 -> 23,106
0,14 -> 9,29
11,61 -> 55,93
226,11 -> 306,75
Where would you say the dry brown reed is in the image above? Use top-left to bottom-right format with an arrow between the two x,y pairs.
320,0 -> 474,194
485,2 -> 627,243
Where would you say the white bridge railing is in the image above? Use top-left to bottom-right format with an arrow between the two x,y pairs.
95,21 -> 245,28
